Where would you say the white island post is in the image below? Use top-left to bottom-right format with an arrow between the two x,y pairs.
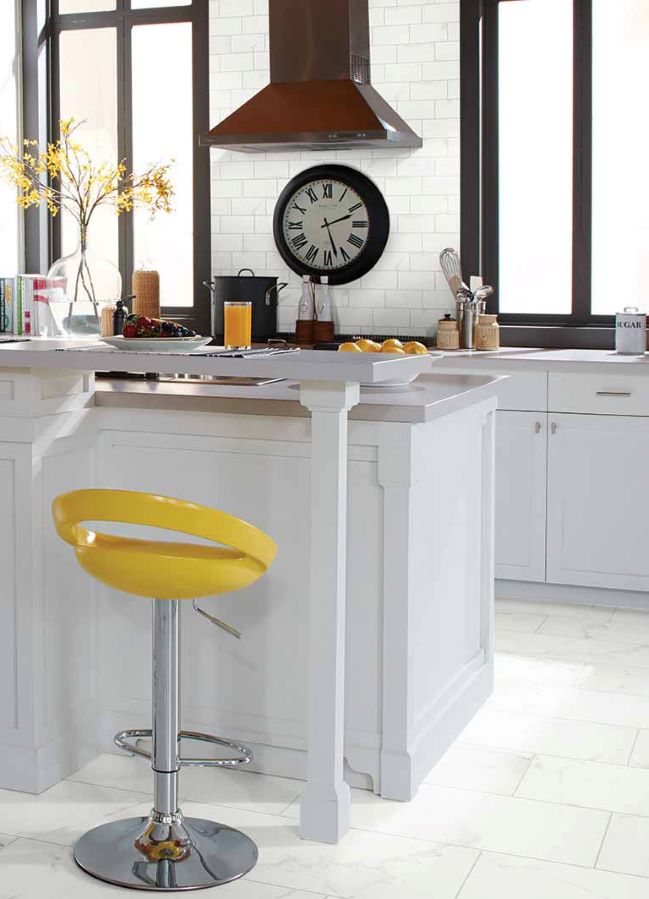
0,341 -> 441,844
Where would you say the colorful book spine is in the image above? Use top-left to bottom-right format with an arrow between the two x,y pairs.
0,277 -> 16,333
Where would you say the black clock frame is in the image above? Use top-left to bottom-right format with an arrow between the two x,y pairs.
272,165 -> 390,286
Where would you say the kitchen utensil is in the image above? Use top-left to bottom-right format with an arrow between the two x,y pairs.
474,285 -> 494,304
204,269 -> 288,340
461,301 -> 478,350
615,306 -> 647,355
440,248 -> 468,297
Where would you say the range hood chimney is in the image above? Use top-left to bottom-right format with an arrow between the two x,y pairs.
202,0 -> 423,152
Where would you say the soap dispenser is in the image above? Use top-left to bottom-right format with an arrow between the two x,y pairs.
295,275 -> 315,345
314,276 -> 335,344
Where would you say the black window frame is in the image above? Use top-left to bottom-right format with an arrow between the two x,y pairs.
461,0 -> 618,348
25,0 -> 211,333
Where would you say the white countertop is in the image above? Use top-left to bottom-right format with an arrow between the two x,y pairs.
95,371 -> 504,424
433,347 -> 649,372
0,338 -> 434,384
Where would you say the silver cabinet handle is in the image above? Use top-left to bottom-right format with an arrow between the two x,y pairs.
534,421 -> 542,434
596,391 -> 632,397
550,422 -> 557,434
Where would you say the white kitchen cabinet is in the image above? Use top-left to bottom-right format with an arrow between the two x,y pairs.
495,411 -> 547,582
547,413 -> 649,591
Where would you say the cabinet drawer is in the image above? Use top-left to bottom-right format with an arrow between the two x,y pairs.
494,371 -> 547,412
549,372 -> 649,416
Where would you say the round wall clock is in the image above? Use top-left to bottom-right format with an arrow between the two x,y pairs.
273,165 -> 390,285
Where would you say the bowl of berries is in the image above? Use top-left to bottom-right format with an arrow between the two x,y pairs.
101,314 -> 212,353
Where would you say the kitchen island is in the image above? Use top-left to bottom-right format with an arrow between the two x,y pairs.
0,340 -> 499,843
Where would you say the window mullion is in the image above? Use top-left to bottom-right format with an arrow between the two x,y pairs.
572,0 -> 593,320
117,15 -> 133,297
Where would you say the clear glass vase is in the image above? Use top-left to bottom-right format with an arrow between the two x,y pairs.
47,238 -> 122,338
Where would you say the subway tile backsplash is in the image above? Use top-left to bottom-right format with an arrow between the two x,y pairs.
209,0 -> 459,337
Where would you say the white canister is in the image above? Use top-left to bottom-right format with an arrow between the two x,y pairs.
616,307 -> 647,355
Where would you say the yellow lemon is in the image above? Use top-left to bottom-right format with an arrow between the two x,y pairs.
338,342 -> 362,352
403,341 -> 429,355
380,345 -> 406,354
355,339 -> 381,353
381,338 -> 403,351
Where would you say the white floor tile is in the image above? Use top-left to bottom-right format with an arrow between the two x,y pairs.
578,663 -> 649,697
497,629 -> 649,669
495,652 -> 583,688
628,729 -> 649,768
486,682 -> 649,729
495,609 -> 547,633
0,837 -> 321,899
539,615 -> 649,647
495,599 -> 615,622
182,801 -> 478,899
0,780 -> 151,847
597,814 -> 649,878
458,707 -> 636,764
68,752 -> 302,816
424,745 -> 533,795
517,755 -> 649,816
458,851 -> 649,899
285,785 -> 610,867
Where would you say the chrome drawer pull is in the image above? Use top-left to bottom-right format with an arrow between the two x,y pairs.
596,391 -> 632,397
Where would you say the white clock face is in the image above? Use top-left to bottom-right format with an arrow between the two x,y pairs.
281,178 -> 370,271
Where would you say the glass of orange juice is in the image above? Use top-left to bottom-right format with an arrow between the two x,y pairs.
224,301 -> 252,350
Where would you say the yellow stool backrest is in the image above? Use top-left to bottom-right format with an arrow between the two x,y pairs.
52,489 -> 277,600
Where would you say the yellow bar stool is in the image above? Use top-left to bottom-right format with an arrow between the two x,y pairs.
52,489 -> 277,892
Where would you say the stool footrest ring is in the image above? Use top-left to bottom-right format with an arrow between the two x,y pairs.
114,728 -> 253,768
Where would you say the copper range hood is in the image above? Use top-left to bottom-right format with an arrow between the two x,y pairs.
202,0 -> 423,152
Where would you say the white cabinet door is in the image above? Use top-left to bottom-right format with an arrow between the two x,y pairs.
495,411 -> 547,582
547,413 -> 649,591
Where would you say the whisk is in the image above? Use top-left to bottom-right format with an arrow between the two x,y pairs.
440,248 -> 469,298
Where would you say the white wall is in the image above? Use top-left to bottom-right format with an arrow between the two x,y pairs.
208,0 -> 460,338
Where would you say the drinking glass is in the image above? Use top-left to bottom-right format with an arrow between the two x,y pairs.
224,301 -> 252,350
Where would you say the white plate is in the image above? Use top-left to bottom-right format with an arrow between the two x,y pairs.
360,351 -> 443,387
101,336 -> 212,353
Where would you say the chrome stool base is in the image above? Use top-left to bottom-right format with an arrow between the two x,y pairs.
74,810 -> 258,891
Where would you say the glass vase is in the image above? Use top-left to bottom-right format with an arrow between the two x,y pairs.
47,239 -> 122,338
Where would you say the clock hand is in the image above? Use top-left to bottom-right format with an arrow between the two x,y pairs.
322,218 -> 338,257
320,214 -> 352,228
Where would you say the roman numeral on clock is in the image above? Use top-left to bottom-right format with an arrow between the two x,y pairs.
348,233 -> 364,249
322,183 -> 333,199
291,233 -> 308,250
305,187 -> 318,204
288,221 -> 303,230
340,246 -> 351,262
324,249 -> 333,267
353,220 -> 368,229
292,202 -> 306,215
305,245 -> 319,263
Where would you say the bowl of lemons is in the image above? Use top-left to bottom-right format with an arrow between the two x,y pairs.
338,338 -> 437,387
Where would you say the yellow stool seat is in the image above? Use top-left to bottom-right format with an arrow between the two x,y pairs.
52,488 -> 277,599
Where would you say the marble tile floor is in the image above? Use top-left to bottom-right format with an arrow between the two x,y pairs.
4,598 -> 649,897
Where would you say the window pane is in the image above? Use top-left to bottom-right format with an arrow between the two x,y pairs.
58,28 -> 118,266
498,0 -> 573,315
0,1 -> 20,274
132,22 -> 193,307
592,1 -> 649,315
132,1 -> 190,7
58,0 -> 116,12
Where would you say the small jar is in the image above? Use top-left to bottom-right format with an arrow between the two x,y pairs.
436,314 -> 460,350
475,314 -> 500,351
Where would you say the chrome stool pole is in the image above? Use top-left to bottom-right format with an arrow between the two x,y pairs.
73,599 -> 258,891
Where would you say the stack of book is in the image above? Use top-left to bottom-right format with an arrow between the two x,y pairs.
0,275 -> 66,336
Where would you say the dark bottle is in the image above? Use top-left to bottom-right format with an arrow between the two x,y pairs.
113,299 -> 129,336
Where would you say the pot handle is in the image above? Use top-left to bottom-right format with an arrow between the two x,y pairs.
265,282 -> 289,307
237,268 -> 256,278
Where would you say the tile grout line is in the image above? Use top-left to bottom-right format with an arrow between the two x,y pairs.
593,811 -> 613,870
534,615 -> 549,634
452,850 -> 482,899
626,728 -> 641,766
511,752 -> 536,796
